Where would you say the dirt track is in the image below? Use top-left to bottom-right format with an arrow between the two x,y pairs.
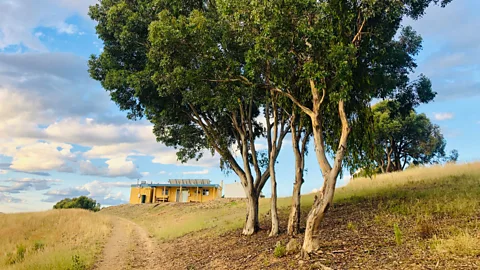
94,217 -> 157,270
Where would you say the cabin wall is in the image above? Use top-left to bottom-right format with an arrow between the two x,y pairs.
129,187 -> 154,204
130,186 -> 222,204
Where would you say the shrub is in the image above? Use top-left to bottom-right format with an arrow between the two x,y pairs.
71,254 -> 87,270
273,241 -> 286,258
53,196 -> 100,212
33,241 -> 45,252
6,244 -> 26,265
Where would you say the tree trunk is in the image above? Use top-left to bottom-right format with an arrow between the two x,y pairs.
287,165 -> 303,236
269,162 -> 279,236
302,173 -> 337,256
243,192 -> 259,235
302,99 -> 349,257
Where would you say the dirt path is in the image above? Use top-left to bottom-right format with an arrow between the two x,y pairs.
94,217 -> 157,270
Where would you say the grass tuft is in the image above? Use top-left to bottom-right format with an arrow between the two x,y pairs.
393,223 -> 402,245
432,231 -> 480,256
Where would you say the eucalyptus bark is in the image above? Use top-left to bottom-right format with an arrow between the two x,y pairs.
243,187 -> 260,235
269,159 -> 279,236
301,97 -> 350,256
287,111 -> 309,236
287,152 -> 304,236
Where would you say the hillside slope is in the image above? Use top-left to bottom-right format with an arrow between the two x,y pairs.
0,209 -> 112,270
102,163 -> 480,269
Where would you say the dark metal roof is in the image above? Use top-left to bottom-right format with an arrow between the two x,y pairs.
168,179 -> 211,185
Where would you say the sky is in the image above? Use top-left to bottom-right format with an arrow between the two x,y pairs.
0,0 -> 479,213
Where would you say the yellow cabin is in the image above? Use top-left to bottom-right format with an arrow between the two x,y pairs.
129,179 -> 222,204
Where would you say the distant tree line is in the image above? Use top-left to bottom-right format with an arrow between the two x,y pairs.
88,0 -> 454,257
53,196 -> 101,212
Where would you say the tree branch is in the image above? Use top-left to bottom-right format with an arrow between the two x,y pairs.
272,87 -> 314,117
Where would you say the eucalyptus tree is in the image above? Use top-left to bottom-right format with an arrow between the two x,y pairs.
215,0 -> 453,255
288,107 -> 311,236
88,0 -> 288,235
373,100 -> 448,172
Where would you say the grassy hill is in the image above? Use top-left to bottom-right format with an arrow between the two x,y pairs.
1,163 -> 478,269
0,209 -> 112,270
103,162 -> 480,269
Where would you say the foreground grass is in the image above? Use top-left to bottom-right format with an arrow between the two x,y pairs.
0,209 -> 112,270
103,162 -> 480,257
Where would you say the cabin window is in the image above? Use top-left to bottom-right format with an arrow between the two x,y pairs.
162,189 -> 169,195
202,189 -> 210,196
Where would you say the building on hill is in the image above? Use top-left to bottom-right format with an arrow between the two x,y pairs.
223,181 -> 265,199
223,182 -> 246,198
129,179 -> 223,204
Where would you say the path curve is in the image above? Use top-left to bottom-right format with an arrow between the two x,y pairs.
94,216 -> 157,270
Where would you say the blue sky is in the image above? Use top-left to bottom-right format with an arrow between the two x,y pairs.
0,0 -> 479,213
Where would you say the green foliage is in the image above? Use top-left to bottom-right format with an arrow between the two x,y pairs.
447,149 -> 459,163
71,255 -> 87,270
393,224 -> 403,245
6,244 -> 26,265
372,100 -> 449,172
273,242 -> 286,258
33,241 -> 45,252
347,221 -> 357,231
53,196 -> 100,212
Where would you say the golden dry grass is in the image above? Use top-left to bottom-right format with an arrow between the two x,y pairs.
0,209 -> 112,270
338,162 -> 480,199
432,230 -> 480,256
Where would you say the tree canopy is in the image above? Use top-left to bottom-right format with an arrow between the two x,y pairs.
88,0 -> 454,256
373,100 -> 448,172
53,196 -> 101,212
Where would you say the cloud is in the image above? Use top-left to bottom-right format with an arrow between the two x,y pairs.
434,113 -> 454,121
0,193 -> 23,204
79,158 -> 142,179
158,171 -> 167,175
9,142 -> 76,173
141,172 -> 150,177
0,163 -> 51,176
0,169 -> 6,174
403,0 -> 480,99
42,180 -> 129,206
0,0 -> 96,51
0,178 -> 60,193
182,169 -> 209,175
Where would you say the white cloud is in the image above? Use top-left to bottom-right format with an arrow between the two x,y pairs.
79,158 -> 142,179
0,0 -> 96,51
0,193 -> 23,204
105,157 -> 141,179
403,1 -> 480,99
0,178 -> 60,193
158,171 -> 167,175
9,142 -> 75,173
182,169 -> 209,175
43,180 -> 129,206
56,23 -> 77,35
0,170 -> 6,174
141,172 -> 150,177
434,113 -> 454,121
